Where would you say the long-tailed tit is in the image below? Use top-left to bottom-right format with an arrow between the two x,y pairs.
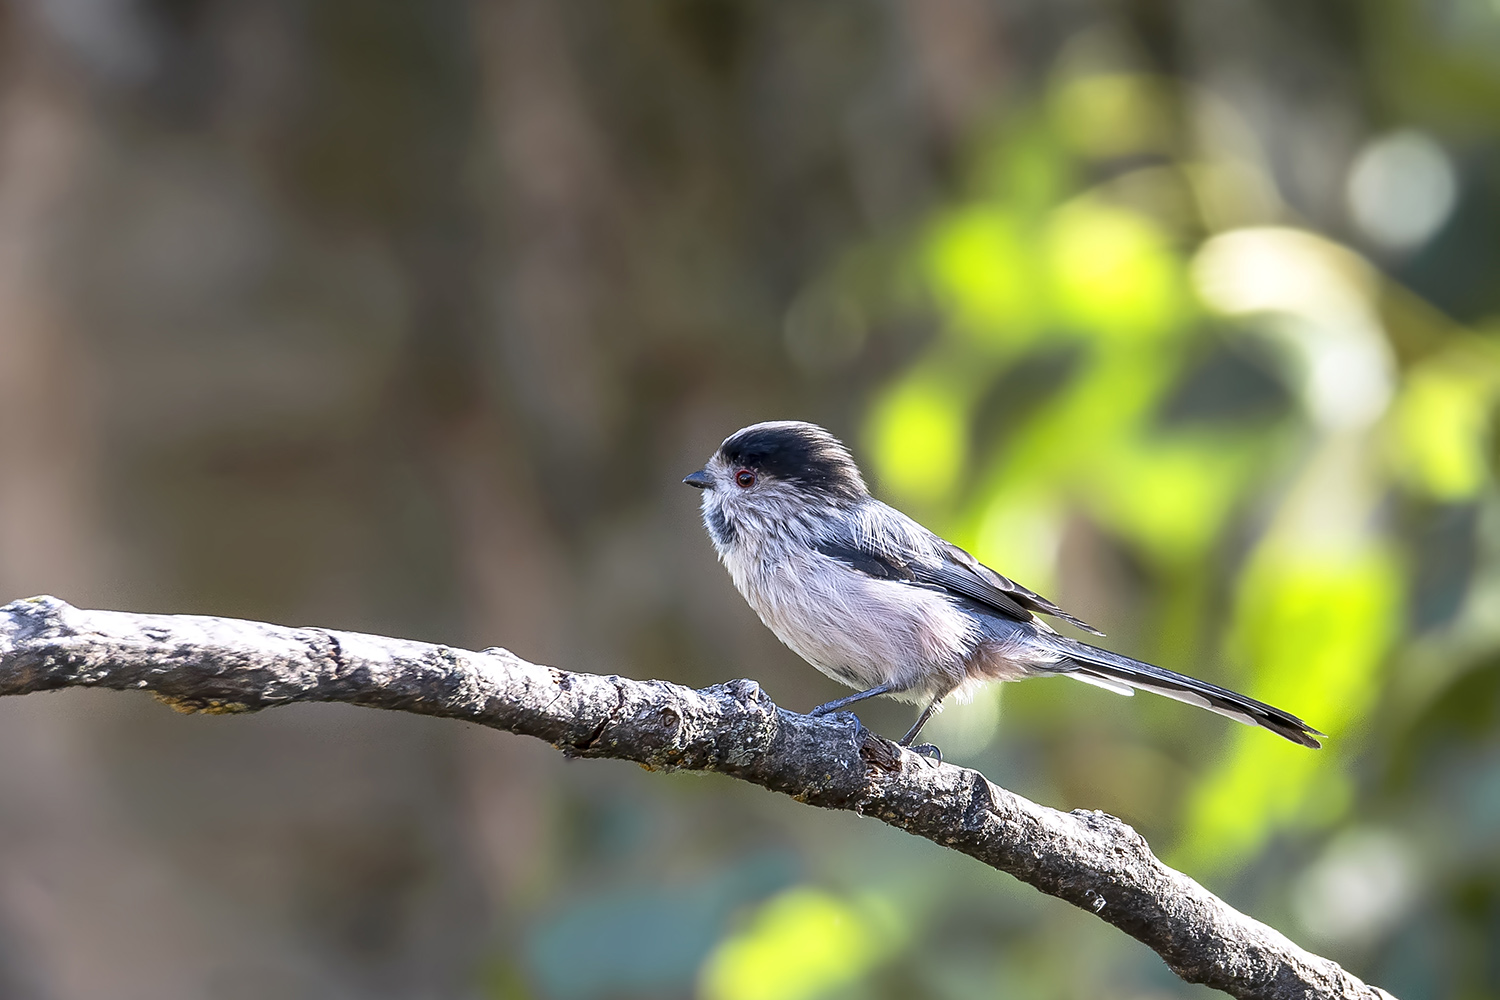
683,420 -> 1321,755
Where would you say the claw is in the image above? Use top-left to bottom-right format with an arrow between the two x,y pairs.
907,743 -> 943,764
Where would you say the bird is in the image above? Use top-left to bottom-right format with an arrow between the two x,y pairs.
682,419 -> 1322,756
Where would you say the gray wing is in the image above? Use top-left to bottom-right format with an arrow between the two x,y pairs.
921,538 -> 1104,635
814,505 -> 1104,635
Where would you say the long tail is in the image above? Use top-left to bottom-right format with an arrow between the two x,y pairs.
1050,639 -> 1323,748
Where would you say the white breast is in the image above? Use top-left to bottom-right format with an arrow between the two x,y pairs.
720,540 -> 977,703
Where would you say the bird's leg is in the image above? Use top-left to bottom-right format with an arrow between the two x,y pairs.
809,683 -> 897,716
898,694 -> 946,761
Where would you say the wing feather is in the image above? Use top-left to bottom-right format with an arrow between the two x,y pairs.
814,507 -> 1103,634
918,540 -> 1104,634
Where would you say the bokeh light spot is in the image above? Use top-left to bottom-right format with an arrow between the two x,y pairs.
1045,201 -> 1181,340
698,888 -> 895,1000
1180,543 -> 1400,868
1390,359 -> 1496,500
924,206 -> 1041,343
1347,130 -> 1458,252
866,379 -> 968,503
1293,828 -> 1419,947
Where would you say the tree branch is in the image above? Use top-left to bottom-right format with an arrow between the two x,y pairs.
0,596 -> 1392,1000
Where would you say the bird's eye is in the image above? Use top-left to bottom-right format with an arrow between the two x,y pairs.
735,469 -> 756,488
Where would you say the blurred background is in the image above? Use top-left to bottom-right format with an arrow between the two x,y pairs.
0,0 -> 1496,997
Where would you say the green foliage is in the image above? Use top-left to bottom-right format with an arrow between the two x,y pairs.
706,36 -> 1500,997
699,888 -> 903,1000
487,11 -> 1500,1000
854,71 -> 1495,882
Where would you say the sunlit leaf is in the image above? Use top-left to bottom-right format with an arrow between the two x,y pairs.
1389,352 -> 1499,500
866,375 -> 969,504
1084,434 -> 1257,565
982,345 -> 1175,501
923,206 -> 1045,345
1178,542 -> 1401,868
698,888 -> 901,1000
1045,201 -> 1183,341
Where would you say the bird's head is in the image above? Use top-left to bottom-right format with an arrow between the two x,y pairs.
683,420 -> 867,551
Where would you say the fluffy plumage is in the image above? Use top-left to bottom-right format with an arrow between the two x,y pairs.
684,420 -> 1322,750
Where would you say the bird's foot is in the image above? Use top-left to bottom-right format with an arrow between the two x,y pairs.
809,684 -> 897,718
904,742 -> 943,764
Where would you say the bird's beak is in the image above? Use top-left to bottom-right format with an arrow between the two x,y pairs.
682,469 -> 713,490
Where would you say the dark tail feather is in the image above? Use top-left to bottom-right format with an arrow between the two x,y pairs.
1054,640 -> 1324,749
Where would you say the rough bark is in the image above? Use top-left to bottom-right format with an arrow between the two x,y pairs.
0,596 -> 1393,1000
